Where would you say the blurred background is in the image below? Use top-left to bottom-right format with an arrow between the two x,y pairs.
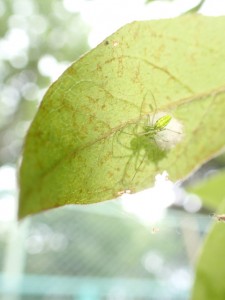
1,0 -> 225,299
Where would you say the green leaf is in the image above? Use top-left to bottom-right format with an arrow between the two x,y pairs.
19,15 -> 225,218
187,170 -> 225,210
191,200 -> 225,300
183,0 -> 206,14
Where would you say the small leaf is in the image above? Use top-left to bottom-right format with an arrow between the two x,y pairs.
19,15 -> 225,218
187,170 -> 225,210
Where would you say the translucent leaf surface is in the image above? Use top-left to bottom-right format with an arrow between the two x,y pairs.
19,15 -> 225,218
191,200 -> 225,300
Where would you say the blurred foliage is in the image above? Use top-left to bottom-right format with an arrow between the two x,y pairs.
187,169 -> 225,210
187,168 -> 225,299
0,0 -> 89,165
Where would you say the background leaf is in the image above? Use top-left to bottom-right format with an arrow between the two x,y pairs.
188,168 -> 225,299
187,169 -> 225,210
19,15 -> 225,218
191,199 -> 225,300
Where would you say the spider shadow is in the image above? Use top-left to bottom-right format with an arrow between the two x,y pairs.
112,119 -> 168,187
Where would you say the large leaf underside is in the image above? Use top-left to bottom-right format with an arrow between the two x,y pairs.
19,15 -> 225,218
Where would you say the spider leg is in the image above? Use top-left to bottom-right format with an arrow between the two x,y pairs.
111,122 -> 138,159
165,128 -> 181,134
131,151 -> 147,181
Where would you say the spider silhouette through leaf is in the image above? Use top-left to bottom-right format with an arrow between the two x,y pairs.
114,113 -> 172,186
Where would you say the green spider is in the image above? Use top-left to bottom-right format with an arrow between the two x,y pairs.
140,114 -> 172,139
